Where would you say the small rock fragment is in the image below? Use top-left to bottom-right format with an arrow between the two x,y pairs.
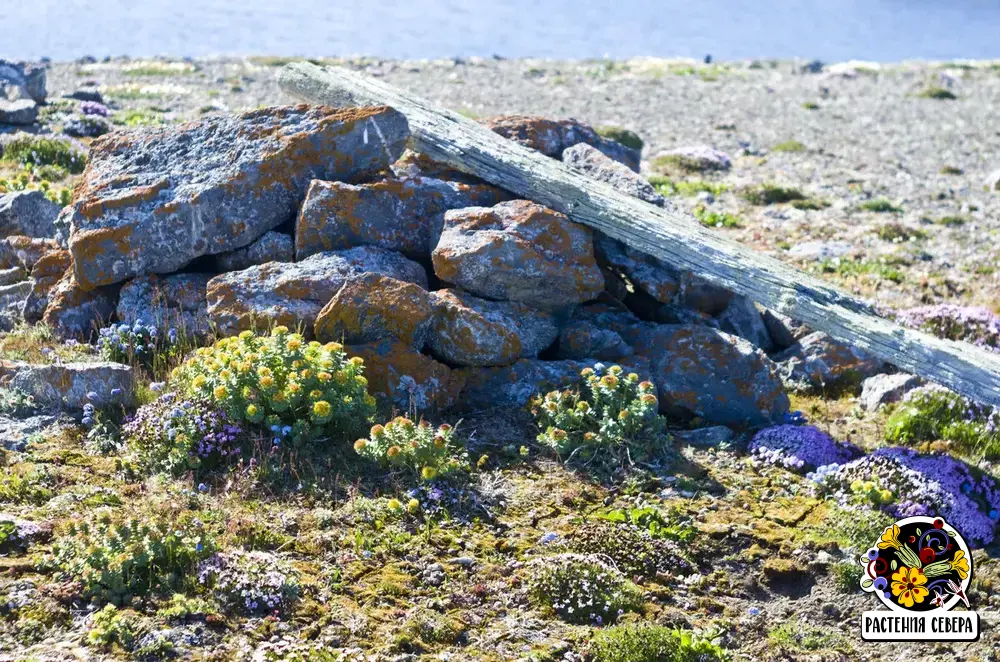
314,273 -> 433,348
859,373 -> 923,411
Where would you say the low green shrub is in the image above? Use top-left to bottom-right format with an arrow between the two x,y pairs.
772,140 -> 806,153
590,623 -> 727,662
569,521 -> 694,579
831,561 -> 862,593
0,135 -> 87,173
526,553 -> 643,624
693,205 -> 741,228
918,86 -> 957,100
859,198 -> 903,213
884,385 -> 1000,458
49,509 -> 215,604
87,604 -> 142,651
739,184 -> 806,205
596,125 -> 644,151
354,416 -> 467,480
530,364 -> 668,469
171,327 -> 376,446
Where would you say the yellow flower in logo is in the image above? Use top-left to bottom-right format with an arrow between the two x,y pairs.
950,550 -> 969,580
878,524 -> 902,550
891,566 -> 928,608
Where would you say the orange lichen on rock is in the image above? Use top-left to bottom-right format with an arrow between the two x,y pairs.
314,273 -> 433,348
349,339 -> 465,411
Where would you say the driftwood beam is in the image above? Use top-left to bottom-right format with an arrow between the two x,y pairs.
278,61 -> 1000,408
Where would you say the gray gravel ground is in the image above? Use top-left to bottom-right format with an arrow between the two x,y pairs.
43,56 -> 1000,312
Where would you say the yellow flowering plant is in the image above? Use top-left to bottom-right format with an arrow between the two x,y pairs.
354,417 -> 467,480
529,363 -> 669,471
171,327 -> 376,446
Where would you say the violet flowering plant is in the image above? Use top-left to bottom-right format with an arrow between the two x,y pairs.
525,553 -> 643,625
896,304 -> 1000,351
810,446 -> 1000,545
80,101 -> 111,117
749,424 -> 861,472
122,392 -> 243,475
197,549 -> 300,616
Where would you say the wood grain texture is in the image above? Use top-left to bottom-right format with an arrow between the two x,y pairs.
279,61 -> 1000,407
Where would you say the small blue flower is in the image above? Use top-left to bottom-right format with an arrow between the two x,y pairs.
81,416 -> 93,427
111,388 -> 122,396
86,391 -> 98,401
197,483 -> 208,493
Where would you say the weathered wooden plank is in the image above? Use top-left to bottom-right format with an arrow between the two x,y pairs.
278,61 -> 1000,407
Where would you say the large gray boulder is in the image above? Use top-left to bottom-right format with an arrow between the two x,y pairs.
0,190 -> 60,238
65,105 -> 409,289
457,358 -> 600,410
207,246 -> 427,334
117,273 -> 213,339
562,143 -> 666,207
213,231 -> 293,272
427,289 -> 558,366
8,362 -> 135,411
296,176 -> 507,260
620,324 -> 789,426
432,200 -> 604,311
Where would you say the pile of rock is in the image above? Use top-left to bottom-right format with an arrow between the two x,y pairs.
0,60 -> 46,126
0,103 -> 890,425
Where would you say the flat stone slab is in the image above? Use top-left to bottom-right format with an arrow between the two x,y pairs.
7,361 -> 135,411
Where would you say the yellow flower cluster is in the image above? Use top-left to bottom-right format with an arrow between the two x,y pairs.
354,415 -> 466,480
170,327 -> 375,445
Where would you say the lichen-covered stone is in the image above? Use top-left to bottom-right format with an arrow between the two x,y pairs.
0,190 -> 60,238
562,143 -> 666,207
595,233 -> 679,304
427,289 -> 558,367
8,362 -> 135,411
296,176 -> 507,260
433,200 -> 603,311
654,145 -> 731,172
42,270 -> 119,338
480,115 -> 641,172
555,319 -> 633,361
715,295 -> 773,352
773,331 -> 884,394
314,273 -> 433,348
0,236 -> 59,271
620,324 -> 789,425
207,246 -> 427,334
0,100 -> 38,125
21,249 -> 72,324
213,231 -> 293,272
349,339 -> 465,411
117,273 -> 213,338
66,105 -> 409,289
859,373 -> 923,411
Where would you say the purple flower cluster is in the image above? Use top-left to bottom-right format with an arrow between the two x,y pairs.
123,392 -> 242,474
897,304 -> 1000,351
80,101 -> 111,117
198,549 -> 299,615
749,425 -> 861,472
810,447 -> 1000,545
